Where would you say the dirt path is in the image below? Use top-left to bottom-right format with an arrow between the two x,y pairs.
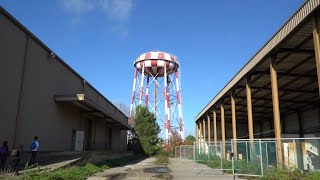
87,158 -> 241,180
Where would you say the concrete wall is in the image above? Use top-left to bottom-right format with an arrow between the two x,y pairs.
0,9 -> 27,146
0,10 -> 128,152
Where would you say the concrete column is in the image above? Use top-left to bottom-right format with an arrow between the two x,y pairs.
207,114 -> 211,146
313,13 -> 320,95
231,93 -> 238,159
270,56 -> 283,166
221,104 -> 226,159
213,110 -> 218,155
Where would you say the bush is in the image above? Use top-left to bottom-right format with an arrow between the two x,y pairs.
261,168 -> 303,180
234,160 -> 262,175
303,172 -> 320,180
155,151 -> 170,164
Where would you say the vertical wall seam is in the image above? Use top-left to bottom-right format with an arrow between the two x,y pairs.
12,34 -> 29,147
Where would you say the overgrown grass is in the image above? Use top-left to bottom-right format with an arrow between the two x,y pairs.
3,155 -> 142,180
154,151 -> 170,165
195,153 -> 320,179
261,168 -> 320,180
195,153 -> 263,177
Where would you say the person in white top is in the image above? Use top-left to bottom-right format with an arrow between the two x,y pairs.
29,136 -> 39,165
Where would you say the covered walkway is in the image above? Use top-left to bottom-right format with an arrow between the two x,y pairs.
195,0 -> 320,166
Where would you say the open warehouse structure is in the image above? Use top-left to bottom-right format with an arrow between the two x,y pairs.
195,0 -> 320,168
0,6 -> 130,152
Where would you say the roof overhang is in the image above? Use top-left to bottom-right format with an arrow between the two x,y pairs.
195,0 -> 320,122
55,94 -> 131,130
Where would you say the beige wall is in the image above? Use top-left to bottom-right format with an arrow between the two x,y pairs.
0,11 -> 128,152
0,10 -> 27,145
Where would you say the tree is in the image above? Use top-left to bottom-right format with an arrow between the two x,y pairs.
133,105 -> 160,156
184,135 -> 196,145
113,101 -> 134,126
164,130 -> 183,155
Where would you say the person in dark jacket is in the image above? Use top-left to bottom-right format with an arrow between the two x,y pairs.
0,141 -> 9,171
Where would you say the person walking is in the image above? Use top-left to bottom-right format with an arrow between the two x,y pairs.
29,136 -> 39,165
0,141 -> 9,171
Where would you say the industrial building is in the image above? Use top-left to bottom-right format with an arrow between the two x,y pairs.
0,6 -> 130,152
195,0 -> 320,165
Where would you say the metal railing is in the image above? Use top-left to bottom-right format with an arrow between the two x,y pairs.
175,137 -> 320,178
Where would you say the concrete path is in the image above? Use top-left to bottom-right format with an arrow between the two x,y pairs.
87,158 -> 242,180
19,158 -> 81,173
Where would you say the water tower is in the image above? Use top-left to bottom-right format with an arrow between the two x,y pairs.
129,51 -> 184,141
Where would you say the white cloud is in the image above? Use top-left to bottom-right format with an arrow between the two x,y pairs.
61,0 -> 133,36
62,0 -> 133,21
100,0 -> 133,21
62,0 -> 94,13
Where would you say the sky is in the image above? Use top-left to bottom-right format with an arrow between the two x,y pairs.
1,0 -> 305,137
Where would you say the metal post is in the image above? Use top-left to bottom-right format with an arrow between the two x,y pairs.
193,142 -> 196,162
266,143 -> 269,166
175,70 -> 184,139
220,142 -> 223,170
139,63 -> 145,105
231,139 -> 235,176
164,64 -> 169,141
180,145 -> 182,160
259,140 -> 264,176
293,139 -> 298,169
175,147 -> 177,158
246,142 -> 249,167
208,145 -> 210,160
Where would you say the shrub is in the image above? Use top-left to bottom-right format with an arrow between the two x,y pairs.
261,168 -> 303,180
303,172 -> 320,180
155,151 -> 170,164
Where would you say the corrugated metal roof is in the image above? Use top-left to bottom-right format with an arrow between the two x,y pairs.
196,0 -> 320,121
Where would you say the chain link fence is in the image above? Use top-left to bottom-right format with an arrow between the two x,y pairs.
175,137 -> 320,178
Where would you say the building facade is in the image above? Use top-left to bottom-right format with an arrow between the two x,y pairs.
0,7 -> 130,152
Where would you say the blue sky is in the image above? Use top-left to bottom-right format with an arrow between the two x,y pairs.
1,0 -> 305,136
